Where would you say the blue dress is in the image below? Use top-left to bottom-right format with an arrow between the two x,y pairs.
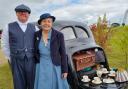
34,30 -> 69,89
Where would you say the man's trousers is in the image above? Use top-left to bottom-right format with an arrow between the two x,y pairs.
10,55 -> 36,89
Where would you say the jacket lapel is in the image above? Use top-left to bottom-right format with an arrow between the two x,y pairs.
50,29 -> 57,44
50,29 -> 57,54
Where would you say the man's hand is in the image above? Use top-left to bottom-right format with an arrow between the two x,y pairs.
8,60 -> 11,64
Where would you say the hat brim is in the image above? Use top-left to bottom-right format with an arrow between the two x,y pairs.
15,9 -> 31,14
38,16 -> 55,25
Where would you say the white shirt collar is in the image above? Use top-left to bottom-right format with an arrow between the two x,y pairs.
16,20 -> 28,32
17,20 -> 28,25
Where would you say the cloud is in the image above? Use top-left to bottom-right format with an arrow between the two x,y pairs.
0,0 -> 70,28
51,0 -> 128,24
0,0 -> 128,28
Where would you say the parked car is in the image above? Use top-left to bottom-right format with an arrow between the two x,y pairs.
53,20 -> 110,89
111,23 -> 120,27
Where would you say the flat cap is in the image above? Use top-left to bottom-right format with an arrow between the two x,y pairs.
15,4 -> 31,14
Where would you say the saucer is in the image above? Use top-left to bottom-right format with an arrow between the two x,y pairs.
102,71 -> 109,74
81,79 -> 90,83
103,79 -> 115,83
92,80 -> 102,84
108,73 -> 116,77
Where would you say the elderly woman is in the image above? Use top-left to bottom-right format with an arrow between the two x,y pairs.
34,13 -> 69,89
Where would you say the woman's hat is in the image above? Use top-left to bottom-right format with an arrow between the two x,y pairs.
38,13 -> 56,24
15,4 -> 31,14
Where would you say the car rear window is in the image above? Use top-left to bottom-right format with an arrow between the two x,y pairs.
75,26 -> 89,38
60,27 -> 76,40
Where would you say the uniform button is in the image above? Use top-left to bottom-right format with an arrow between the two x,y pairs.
25,48 -> 28,52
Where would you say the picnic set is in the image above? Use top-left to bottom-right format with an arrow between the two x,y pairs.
71,49 -> 128,89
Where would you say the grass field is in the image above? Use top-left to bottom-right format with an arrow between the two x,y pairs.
0,50 -> 13,89
106,26 -> 128,69
0,26 -> 128,89
0,63 -> 13,89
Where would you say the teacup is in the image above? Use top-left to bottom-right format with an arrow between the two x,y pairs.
83,75 -> 89,80
94,77 -> 101,82
102,68 -> 108,73
94,77 -> 100,81
110,71 -> 115,74
82,75 -> 90,82
109,70 -> 116,78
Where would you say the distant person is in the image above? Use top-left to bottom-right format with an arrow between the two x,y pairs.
0,30 -> 2,39
1,4 -> 37,89
34,13 -> 69,89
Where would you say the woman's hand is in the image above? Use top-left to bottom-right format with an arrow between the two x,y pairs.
61,73 -> 68,79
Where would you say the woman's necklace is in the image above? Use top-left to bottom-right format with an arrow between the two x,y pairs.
42,32 -> 48,46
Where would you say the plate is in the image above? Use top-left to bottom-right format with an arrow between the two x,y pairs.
103,79 -> 115,83
92,80 -> 102,84
81,79 -> 90,83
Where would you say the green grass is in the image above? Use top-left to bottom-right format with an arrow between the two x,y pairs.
106,26 -> 128,69
0,49 -> 13,89
0,63 -> 13,89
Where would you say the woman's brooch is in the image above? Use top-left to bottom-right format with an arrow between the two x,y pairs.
37,37 -> 39,40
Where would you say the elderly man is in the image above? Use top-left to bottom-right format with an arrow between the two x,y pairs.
1,4 -> 37,89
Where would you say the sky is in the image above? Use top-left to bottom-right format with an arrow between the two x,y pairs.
0,0 -> 128,29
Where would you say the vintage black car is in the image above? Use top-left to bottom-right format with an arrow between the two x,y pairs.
53,20 -> 111,89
